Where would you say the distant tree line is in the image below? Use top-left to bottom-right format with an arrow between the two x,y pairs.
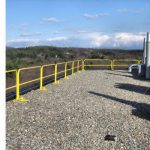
6,46 -> 143,70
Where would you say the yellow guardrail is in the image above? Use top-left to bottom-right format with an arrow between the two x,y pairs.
83,59 -> 113,70
112,59 -> 141,70
16,66 -> 41,102
6,60 -> 83,102
6,59 -> 141,102
40,64 -> 55,90
83,59 -> 141,70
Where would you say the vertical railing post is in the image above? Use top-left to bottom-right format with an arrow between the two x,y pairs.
72,61 -> 75,75
54,63 -> 59,84
82,60 -> 85,71
77,60 -> 80,73
16,69 -> 28,102
138,60 -> 141,64
54,64 -> 57,83
16,69 -> 19,100
16,69 -> 20,101
40,66 -> 43,90
111,60 -> 114,70
39,66 -> 46,90
65,62 -> 69,79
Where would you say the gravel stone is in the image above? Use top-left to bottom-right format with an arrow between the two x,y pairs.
6,70 -> 150,150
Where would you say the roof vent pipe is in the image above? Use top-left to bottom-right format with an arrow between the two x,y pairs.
146,32 -> 150,79
143,38 -> 147,64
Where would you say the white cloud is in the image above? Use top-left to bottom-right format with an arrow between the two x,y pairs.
7,38 -> 40,43
47,37 -> 67,42
87,32 -> 144,48
113,32 -> 144,46
83,13 -> 110,20
89,34 -> 111,47
20,32 -> 43,37
7,32 -> 145,49
117,8 -> 129,13
7,37 -> 68,47
73,32 -> 145,48
43,17 -> 61,23
53,31 -> 61,34
76,30 -> 89,34
117,8 -> 144,14
138,32 -> 146,36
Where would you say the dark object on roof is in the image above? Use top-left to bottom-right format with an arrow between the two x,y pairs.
104,135 -> 116,141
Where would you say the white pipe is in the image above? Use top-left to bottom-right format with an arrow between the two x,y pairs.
146,32 -> 150,79
143,38 -> 146,64
128,64 -> 139,73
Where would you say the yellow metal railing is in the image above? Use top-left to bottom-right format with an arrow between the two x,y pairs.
40,64 -> 55,90
6,60 -> 82,102
84,59 -> 113,70
83,59 -> 141,70
16,66 -> 41,102
6,59 -> 141,102
112,59 -> 141,70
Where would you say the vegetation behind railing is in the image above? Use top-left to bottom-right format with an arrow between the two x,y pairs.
6,46 -> 143,70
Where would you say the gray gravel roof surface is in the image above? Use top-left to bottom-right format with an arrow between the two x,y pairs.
6,70 -> 150,150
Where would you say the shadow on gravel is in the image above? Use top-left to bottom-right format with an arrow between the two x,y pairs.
114,70 -> 128,73
115,83 -> 150,95
106,71 -> 148,81
106,72 -> 132,78
88,91 -> 150,121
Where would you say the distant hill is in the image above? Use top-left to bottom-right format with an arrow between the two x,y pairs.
6,46 -> 143,70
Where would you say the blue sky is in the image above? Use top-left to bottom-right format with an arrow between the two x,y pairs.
7,0 -> 150,49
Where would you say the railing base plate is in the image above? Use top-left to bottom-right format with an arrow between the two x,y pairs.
14,96 -> 28,102
39,87 -> 47,91
53,81 -> 60,85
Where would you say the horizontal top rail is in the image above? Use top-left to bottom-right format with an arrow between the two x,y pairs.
57,60 -> 82,65
42,64 -> 55,67
113,59 -> 140,61
74,59 -> 82,62
57,62 -> 67,65
84,59 -> 111,61
6,69 -> 17,73
6,59 -> 142,72
19,66 -> 41,71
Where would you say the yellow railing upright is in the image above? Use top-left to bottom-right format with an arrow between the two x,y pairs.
64,62 -> 69,79
53,64 -> 59,84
